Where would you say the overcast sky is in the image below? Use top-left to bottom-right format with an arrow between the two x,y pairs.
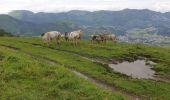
1,0 -> 170,14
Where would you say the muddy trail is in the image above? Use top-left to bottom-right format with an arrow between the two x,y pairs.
18,41 -> 170,83
0,44 -> 145,100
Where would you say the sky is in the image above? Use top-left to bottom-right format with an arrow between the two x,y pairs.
1,0 -> 170,14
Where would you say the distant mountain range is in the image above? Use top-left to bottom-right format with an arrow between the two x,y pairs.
0,9 -> 170,36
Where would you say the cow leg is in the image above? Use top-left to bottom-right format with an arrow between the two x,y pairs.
78,39 -> 80,46
103,40 -> 105,44
75,39 -> 77,46
72,39 -> 74,46
46,38 -> 50,47
56,37 -> 60,47
71,39 -> 74,46
90,40 -> 93,44
46,41 -> 50,47
76,38 -> 79,46
58,38 -> 60,45
73,39 -> 76,46
42,39 -> 46,46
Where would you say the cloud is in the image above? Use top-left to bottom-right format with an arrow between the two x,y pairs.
0,0 -> 170,14
152,1 -> 170,12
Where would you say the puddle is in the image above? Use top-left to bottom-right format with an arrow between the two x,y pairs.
109,60 -> 156,79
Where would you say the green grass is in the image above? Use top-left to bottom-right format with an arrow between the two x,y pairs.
0,46 -> 124,100
13,37 -> 170,76
0,37 -> 170,99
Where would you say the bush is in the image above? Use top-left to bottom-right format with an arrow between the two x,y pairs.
0,29 -> 13,37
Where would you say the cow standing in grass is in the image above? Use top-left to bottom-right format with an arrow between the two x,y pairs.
90,34 -> 104,43
100,34 -> 118,42
68,30 -> 83,45
90,34 -> 108,43
41,31 -> 61,46
90,34 -> 118,43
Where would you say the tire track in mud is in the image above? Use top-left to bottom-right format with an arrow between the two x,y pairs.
0,44 -> 144,100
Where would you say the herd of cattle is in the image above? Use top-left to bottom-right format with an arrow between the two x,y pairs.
41,30 -> 118,46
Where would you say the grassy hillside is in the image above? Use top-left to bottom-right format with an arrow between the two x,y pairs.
0,37 -> 170,99
12,37 -> 170,77
0,40 -> 124,99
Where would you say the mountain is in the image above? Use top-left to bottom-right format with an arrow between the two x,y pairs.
0,14 -> 77,36
0,14 -> 38,35
8,10 -> 34,21
1,9 -> 170,36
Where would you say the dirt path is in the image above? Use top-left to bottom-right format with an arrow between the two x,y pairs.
0,44 -> 144,99
20,41 -> 113,64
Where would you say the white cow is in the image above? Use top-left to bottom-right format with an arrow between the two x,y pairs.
68,30 -> 83,45
41,31 -> 61,46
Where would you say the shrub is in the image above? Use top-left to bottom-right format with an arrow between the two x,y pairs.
0,29 -> 13,37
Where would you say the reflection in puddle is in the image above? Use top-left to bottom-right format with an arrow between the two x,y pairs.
109,60 -> 156,79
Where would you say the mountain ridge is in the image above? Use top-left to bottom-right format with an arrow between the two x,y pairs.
0,9 -> 169,36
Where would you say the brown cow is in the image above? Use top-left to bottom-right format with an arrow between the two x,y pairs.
90,33 -> 117,43
90,34 -> 106,43
100,34 -> 117,42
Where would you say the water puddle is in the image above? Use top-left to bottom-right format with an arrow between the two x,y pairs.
109,60 -> 156,79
